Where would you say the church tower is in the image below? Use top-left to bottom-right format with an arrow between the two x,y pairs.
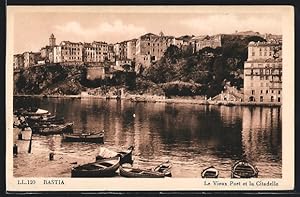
49,33 -> 56,46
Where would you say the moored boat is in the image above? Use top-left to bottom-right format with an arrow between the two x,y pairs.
201,166 -> 219,178
22,108 -> 50,116
231,160 -> 258,178
152,160 -> 172,177
71,156 -> 120,177
27,117 -> 65,127
119,164 -> 166,178
63,132 -> 104,143
34,122 -> 73,135
96,146 -> 134,165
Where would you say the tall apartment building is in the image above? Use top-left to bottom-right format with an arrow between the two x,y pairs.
243,41 -> 282,103
23,52 -> 41,68
13,54 -> 24,69
114,42 -> 127,60
126,39 -> 137,60
83,41 -> 110,63
53,41 -> 84,63
135,32 -> 174,67
107,44 -> 115,62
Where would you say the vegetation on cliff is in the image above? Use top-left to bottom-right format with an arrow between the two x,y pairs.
14,64 -> 85,95
144,35 -> 266,97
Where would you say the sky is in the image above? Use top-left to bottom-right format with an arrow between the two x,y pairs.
10,8 -> 282,54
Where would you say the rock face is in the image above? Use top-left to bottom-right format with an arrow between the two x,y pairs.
14,64 -> 85,95
13,63 -> 137,96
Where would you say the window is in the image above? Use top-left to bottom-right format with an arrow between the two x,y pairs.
271,90 -> 274,93
266,90 -> 268,94
148,43 -> 150,46
252,52 -> 255,56
260,96 -> 263,102
261,90 -> 263,94
278,90 -> 281,94
261,82 -> 263,87
251,90 -> 255,95
264,52 -> 267,56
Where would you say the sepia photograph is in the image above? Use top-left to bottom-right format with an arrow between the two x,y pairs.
6,5 -> 294,191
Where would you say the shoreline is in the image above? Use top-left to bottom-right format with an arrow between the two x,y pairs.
13,94 -> 282,107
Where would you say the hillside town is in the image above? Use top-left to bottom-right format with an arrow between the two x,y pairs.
13,31 -> 282,104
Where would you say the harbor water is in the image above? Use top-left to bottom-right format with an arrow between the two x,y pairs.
13,97 -> 282,178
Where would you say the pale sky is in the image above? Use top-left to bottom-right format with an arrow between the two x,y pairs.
10,8 -> 282,54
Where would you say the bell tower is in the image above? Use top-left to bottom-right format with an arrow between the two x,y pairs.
49,33 -> 56,46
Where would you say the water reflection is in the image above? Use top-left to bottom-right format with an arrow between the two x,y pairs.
14,97 -> 282,178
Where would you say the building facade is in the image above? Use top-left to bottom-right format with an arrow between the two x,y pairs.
53,41 -> 84,63
244,41 -> 282,103
23,52 -> 41,68
126,39 -> 137,60
135,33 -> 174,67
13,54 -> 24,69
49,33 -> 56,47
191,35 -> 222,52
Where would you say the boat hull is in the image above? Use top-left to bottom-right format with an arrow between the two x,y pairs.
71,157 -> 120,178
33,123 -> 73,135
231,160 -> 258,178
63,133 -> 104,144
201,166 -> 219,178
119,165 -> 165,178
96,146 -> 134,165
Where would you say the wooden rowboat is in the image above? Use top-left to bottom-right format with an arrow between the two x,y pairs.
231,160 -> 258,178
63,132 -> 104,143
34,123 -> 73,135
152,160 -> 172,177
27,117 -> 65,127
119,165 -> 165,178
22,108 -> 50,116
71,156 -> 120,177
96,146 -> 134,165
201,166 -> 219,178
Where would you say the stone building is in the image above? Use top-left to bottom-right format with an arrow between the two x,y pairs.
172,37 -> 184,48
49,33 -> 56,47
13,54 -> 24,69
126,39 -> 137,60
114,42 -> 127,60
115,59 -> 133,71
191,35 -> 222,52
86,65 -> 106,80
92,41 -> 109,62
135,32 -> 174,67
83,41 -> 110,63
107,44 -> 115,62
243,41 -> 282,103
23,52 -> 41,68
53,41 -> 84,63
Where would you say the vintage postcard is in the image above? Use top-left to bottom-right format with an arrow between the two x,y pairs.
6,6 -> 294,192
